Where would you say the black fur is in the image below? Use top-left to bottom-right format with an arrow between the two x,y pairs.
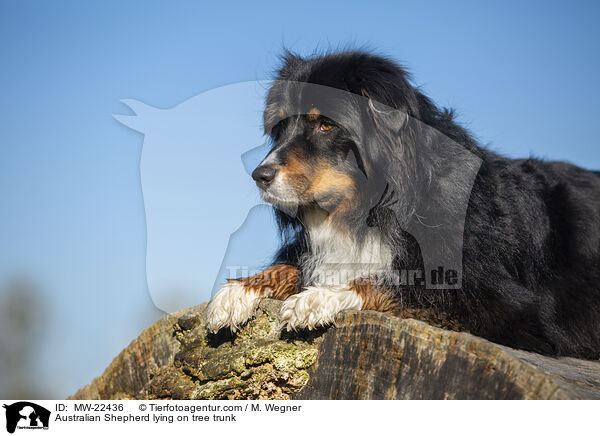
262,50 -> 600,358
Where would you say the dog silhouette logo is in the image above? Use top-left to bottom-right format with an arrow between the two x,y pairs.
114,81 -> 481,314
114,81 -> 280,313
3,402 -> 50,433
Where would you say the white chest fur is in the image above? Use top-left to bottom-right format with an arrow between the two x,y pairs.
301,212 -> 393,286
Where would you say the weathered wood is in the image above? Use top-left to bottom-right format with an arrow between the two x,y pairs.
69,306 -> 198,400
70,299 -> 600,400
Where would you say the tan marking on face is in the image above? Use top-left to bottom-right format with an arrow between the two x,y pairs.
308,107 -> 321,121
278,154 -> 312,193
281,154 -> 308,178
308,164 -> 355,197
278,154 -> 356,213
307,163 -> 357,219
279,109 -> 285,119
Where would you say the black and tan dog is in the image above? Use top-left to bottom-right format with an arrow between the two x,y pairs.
206,50 -> 600,358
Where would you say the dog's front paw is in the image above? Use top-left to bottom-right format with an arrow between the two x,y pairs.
205,281 -> 262,333
280,286 -> 363,331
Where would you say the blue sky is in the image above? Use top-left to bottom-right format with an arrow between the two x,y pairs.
0,0 -> 599,398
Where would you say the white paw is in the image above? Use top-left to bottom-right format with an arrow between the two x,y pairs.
204,281 -> 262,333
280,285 -> 363,331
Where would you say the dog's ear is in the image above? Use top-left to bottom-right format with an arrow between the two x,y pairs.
358,88 -> 417,172
354,57 -> 420,127
361,88 -> 409,134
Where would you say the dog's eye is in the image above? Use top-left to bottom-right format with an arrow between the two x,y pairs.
319,120 -> 335,132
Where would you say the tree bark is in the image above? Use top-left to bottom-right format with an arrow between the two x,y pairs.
70,299 -> 600,400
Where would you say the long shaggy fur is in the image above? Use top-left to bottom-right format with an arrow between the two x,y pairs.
261,50 -> 600,358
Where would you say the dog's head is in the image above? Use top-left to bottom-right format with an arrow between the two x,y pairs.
254,51 -> 481,287
254,51 -> 425,226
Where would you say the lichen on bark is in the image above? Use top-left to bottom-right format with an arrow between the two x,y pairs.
146,299 -> 321,400
71,297 -> 600,400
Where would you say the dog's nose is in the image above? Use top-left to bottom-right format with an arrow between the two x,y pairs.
252,165 -> 277,188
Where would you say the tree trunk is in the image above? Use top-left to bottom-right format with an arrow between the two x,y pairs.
70,299 -> 600,400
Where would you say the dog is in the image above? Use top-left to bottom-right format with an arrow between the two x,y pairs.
205,50 -> 600,359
